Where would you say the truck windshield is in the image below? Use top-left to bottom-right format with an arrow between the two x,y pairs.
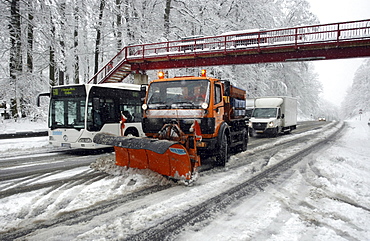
252,108 -> 277,118
147,79 -> 210,109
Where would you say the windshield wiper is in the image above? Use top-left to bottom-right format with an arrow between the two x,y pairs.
171,101 -> 197,109
148,103 -> 169,109
173,101 -> 194,105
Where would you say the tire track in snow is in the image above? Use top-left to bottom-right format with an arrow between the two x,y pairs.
125,122 -> 343,240
1,184 -> 172,240
0,171 -> 109,198
0,121 -> 337,239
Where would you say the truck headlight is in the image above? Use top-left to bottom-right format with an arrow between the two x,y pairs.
248,122 -> 253,128
268,121 -> 274,128
201,102 -> 208,109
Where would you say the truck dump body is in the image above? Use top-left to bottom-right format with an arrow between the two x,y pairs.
230,85 -> 246,99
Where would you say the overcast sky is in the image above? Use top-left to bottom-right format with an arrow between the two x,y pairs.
307,0 -> 370,106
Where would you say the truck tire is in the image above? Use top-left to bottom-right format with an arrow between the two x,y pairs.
237,130 -> 248,152
215,132 -> 228,167
240,129 -> 248,152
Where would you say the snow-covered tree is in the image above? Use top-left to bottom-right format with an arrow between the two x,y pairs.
342,59 -> 370,118
0,0 -> 328,120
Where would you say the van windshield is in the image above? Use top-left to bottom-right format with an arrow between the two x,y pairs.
252,108 -> 277,118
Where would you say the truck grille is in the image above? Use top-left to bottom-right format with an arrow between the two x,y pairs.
252,123 -> 267,130
143,118 -> 215,134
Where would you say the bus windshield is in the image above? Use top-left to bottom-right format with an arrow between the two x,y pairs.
147,79 -> 210,109
49,85 -> 143,131
49,86 -> 86,130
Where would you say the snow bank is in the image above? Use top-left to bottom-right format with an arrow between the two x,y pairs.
0,119 -> 47,134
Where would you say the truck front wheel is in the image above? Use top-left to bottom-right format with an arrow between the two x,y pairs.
215,132 -> 228,167
240,129 -> 248,152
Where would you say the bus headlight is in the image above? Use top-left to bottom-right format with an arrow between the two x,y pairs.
142,103 -> 148,110
78,138 -> 93,143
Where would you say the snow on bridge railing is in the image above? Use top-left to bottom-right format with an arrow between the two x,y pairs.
89,19 -> 370,84
125,19 -> 370,57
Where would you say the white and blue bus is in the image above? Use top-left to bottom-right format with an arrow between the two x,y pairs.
44,83 -> 145,149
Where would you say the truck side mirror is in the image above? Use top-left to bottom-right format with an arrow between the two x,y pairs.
281,114 -> 285,119
140,84 -> 147,102
222,80 -> 231,96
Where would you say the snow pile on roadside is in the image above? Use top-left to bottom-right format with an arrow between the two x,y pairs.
0,136 -> 49,154
0,119 -> 47,134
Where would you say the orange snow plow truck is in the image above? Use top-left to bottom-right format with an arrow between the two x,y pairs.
94,72 -> 248,181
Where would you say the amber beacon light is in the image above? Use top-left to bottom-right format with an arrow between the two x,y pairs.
158,71 -> 165,79
201,69 -> 207,77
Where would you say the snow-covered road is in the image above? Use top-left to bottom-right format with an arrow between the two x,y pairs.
177,118 -> 370,240
0,118 -> 369,240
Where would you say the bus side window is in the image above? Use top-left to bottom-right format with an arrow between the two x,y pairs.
99,99 -> 116,123
93,98 -> 100,110
88,98 -> 103,131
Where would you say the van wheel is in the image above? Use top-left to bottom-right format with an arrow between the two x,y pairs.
272,127 -> 279,137
249,128 -> 256,137
215,133 -> 228,167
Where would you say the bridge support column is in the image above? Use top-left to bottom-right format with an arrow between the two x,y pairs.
134,73 -> 148,85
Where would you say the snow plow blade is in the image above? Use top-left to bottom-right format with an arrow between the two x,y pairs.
93,133 -> 193,180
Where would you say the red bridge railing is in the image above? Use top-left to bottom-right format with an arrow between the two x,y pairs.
89,19 -> 370,84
